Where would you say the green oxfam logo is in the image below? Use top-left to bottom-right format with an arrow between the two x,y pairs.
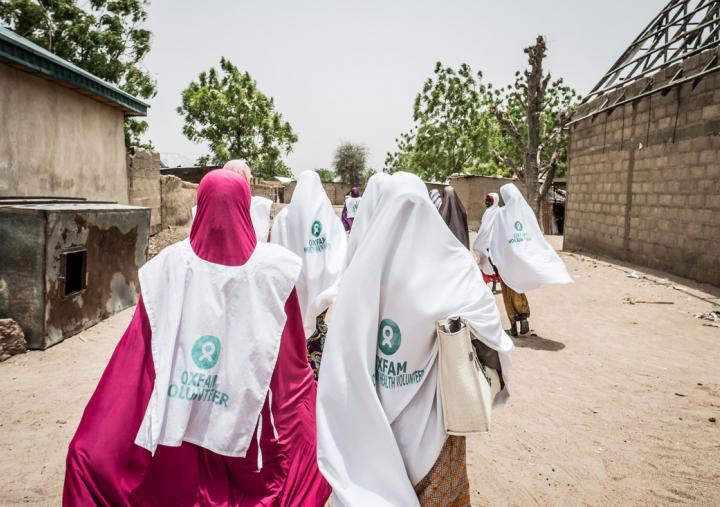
377,319 -> 401,355
311,220 -> 323,238
192,335 -> 221,369
514,220 -> 524,232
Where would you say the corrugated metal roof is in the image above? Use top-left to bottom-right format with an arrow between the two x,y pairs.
0,26 -> 148,116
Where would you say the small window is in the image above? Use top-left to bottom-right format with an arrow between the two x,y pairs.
63,249 -> 87,296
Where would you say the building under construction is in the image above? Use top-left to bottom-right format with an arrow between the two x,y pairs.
565,0 -> 720,287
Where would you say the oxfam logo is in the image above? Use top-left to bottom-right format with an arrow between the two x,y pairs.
192,335 -> 221,369
377,319 -> 401,355
311,220 -> 323,238
514,221 -> 524,232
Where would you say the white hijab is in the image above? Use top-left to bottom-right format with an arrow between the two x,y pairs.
249,196 -> 273,242
317,172 -> 513,507
271,171 -> 347,336
490,183 -> 573,293
472,192 -> 500,276
346,172 -> 391,267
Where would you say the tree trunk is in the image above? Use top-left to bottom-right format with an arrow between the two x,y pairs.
523,36 -> 546,222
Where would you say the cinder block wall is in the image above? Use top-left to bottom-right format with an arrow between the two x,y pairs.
565,47 -> 720,286
127,148 -> 161,234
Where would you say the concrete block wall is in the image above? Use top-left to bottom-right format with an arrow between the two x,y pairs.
127,148 -> 161,234
566,47 -> 720,286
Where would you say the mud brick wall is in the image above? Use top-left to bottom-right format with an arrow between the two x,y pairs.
160,175 -> 198,229
127,148 -> 161,234
565,47 -> 720,287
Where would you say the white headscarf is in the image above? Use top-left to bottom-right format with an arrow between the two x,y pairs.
249,196 -> 273,242
271,171 -> 347,336
472,192 -> 500,276
346,172 -> 391,267
317,172 -> 513,507
490,183 -> 572,293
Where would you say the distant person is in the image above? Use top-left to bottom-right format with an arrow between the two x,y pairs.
341,187 -> 362,232
63,169 -> 331,506
439,185 -> 470,248
428,188 -> 442,210
317,172 -> 513,506
271,171 -> 347,378
490,183 -> 573,337
473,192 -> 501,292
191,159 -> 273,241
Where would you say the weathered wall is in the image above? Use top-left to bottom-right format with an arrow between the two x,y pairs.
161,175 -> 198,228
0,62 -> 129,203
284,181 -> 353,205
127,148 -> 161,234
0,204 -> 149,349
565,47 -> 720,286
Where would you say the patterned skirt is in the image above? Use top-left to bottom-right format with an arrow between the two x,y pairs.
307,310 -> 328,380
414,436 -> 471,507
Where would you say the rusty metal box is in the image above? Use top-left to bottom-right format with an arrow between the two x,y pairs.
0,202 -> 150,349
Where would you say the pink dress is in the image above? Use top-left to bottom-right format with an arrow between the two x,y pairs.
63,169 -> 331,506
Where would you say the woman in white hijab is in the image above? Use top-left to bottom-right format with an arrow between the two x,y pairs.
490,183 -> 572,336
271,170 -> 347,378
345,171 -> 391,267
316,172 -> 513,507
472,192 -> 501,291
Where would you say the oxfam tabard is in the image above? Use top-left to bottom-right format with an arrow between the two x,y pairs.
508,220 -> 532,245
167,370 -> 229,407
373,318 -> 425,389
167,335 -> 230,407
305,219 -> 330,253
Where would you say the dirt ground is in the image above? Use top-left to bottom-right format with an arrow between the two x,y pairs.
1,236 -> 718,506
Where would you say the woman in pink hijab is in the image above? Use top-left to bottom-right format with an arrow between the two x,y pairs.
63,169 -> 331,506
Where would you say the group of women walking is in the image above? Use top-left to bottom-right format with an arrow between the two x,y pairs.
63,160 -> 569,506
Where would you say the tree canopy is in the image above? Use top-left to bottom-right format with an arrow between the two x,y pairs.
385,54 -> 577,187
315,168 -> 335,183
178,57 -> 298,176
333,143 -> 369,187
0,0 -> 156,147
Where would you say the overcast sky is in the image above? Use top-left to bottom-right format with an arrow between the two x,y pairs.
142,0 -> 665,173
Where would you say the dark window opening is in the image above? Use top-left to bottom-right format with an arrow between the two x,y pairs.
63,250 -> 87,296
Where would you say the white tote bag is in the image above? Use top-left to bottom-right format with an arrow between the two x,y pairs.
436,317 -> 502,434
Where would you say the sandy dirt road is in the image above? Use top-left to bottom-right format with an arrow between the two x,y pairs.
0,237 -> 718,506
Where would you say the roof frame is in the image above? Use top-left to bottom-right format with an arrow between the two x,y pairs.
583,0 -> 720,104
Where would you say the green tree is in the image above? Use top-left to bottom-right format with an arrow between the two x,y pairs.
490,36 -> 578,217
315,168 -> 335,183
385,63 -> 505,182
178,58 -> 298,176
333,143 -> 368,186
253,158 -> 293,181
0,0 -> 156,148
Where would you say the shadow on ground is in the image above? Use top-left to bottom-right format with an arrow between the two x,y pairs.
513,333 -> 565,351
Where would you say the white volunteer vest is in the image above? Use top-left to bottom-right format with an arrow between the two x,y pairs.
135,239 -> 301,457
345,196 -> 361,219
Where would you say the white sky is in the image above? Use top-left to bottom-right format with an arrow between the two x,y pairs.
142,0 -> 665,172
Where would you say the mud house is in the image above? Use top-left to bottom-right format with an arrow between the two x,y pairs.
0,27 -> 151,349
0,25 -> 147,202
565,0 -> 720,287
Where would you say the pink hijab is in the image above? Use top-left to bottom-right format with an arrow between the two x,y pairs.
222,159 -> 252,183
63,168 -> 330,506
190,169 -> 256,265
